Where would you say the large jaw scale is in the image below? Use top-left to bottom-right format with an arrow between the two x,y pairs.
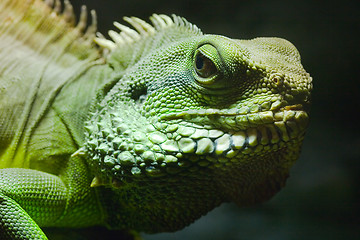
157,99 -> 309,150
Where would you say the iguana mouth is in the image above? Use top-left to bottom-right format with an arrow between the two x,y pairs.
158,103 -> 307,130
159,103 -> 304,119
85,100 -> 309,181
153,108 -> 308,156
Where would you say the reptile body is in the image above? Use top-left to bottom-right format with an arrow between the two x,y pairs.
0,0 -> 312,239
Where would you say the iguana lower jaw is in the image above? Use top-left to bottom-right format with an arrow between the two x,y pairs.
84,99 -> 309,231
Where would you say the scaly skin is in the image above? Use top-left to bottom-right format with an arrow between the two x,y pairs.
0,0 -> 312,239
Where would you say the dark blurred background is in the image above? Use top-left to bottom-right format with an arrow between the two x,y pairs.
67,0 -> 359,239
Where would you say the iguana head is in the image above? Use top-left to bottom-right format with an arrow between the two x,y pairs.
84,15 -> 312,232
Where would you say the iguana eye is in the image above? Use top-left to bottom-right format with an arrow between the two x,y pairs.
195,52 -> 217,78
193,44 -> 223,87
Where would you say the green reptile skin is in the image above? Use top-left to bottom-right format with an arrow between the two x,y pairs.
0,0 -> 312,239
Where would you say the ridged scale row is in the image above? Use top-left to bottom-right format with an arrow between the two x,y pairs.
84,106 -> 308,182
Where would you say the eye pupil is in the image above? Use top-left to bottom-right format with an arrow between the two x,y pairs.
194,52 -> 217,78
196,55 -> 204,70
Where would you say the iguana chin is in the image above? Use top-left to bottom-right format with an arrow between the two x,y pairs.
0,0 -> 312,239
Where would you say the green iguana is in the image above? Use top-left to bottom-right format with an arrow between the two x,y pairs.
0,0 -> 312,239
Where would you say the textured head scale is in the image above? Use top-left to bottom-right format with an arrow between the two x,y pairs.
85,14 -> 312,232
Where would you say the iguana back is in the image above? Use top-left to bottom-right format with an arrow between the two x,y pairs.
0,0 -> 106,173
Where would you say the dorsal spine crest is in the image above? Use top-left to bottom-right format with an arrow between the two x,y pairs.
43,0 -> 98,38
0,0 -> 100,59
95,14 -> 202,51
